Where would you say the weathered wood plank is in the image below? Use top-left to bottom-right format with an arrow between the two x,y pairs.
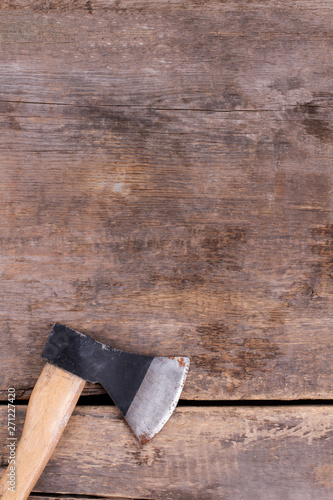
1,0 -> 333,11
0,3 -> 332,401
1,406 -> 333,499
0,7 -> 332,111
0,100 -> 333,400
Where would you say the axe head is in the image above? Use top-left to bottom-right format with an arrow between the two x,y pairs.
42,324 -> 190,444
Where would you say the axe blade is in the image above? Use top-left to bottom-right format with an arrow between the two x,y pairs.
42,323 -> 190,444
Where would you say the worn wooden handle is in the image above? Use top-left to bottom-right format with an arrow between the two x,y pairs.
0,363 -> 85,500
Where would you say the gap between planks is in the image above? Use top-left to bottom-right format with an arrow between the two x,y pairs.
1,397 -> 333,407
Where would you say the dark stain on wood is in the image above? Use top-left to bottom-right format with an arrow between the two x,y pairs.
8,115 -> 22,131
269,76 -> 303,93
131,446 -> 163,466
200,226 -> 247,268
148,226 -> 247,290
294,100 -> 333,142
297,101 -> 320,115
303,118 -> 333,142
85,0 -> 93,14
85,225 -> 248,294
195,322 -> 280,380
311,225 -> 333,257
75,105 -> 148,135
311,225 -> 333,283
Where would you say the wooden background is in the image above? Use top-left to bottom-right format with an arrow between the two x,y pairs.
0,0 -> 332,498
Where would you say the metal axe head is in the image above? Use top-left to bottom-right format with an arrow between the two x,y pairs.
42,323 -> 190,444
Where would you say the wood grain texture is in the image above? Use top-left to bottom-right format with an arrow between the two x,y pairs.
0,2 -> 332,401
1,406 -> 333,499
0,6 -> 332,111
1,0 -> 333,11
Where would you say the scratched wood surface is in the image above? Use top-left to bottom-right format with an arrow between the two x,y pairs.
0,2 -> 333,498
0,0 -> 333,401
1,406 -> 333,499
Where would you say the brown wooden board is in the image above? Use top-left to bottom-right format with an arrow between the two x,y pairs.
1,406 -> 333,499
0,5 -> 332,498
0,2 -> 333,400
1,0 -> 333,11
0,100 -> 332,400
0,6 -> 332,111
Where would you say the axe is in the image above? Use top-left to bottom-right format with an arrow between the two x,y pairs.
0,323 -> 190,500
